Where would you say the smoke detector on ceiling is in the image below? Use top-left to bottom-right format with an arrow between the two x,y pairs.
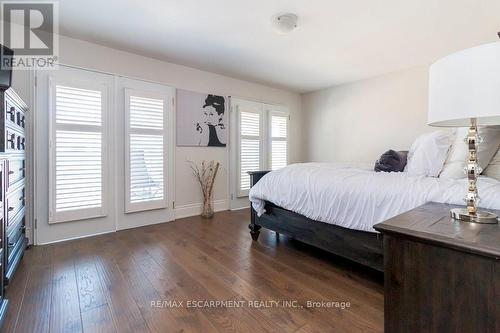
272,13 -> 298,34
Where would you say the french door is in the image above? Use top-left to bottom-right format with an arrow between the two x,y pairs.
115,77 -> 175,230
35,66 -> 174,244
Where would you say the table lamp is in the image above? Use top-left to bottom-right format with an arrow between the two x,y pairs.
428,41 -> 500,224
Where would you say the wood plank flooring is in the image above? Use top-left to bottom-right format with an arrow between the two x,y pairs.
2,209 -> 383,333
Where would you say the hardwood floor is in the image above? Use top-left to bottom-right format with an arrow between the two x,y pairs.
2,209 -> 383,333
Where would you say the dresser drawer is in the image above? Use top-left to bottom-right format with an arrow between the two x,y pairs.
7,158 -> 25,189
5,93 -> 26,132
6,218 -> 24,262
6,185 -> 25,226
4,128 -> 25,153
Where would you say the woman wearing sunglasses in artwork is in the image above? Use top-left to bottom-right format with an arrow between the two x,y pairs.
196,94 -> 226,147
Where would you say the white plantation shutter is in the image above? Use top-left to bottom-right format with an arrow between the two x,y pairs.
55,131 -> 102,211
49,83 -> 108,223
238,110 -> 262,195
270,113 -> 288,170
125,91 -> 168,212
239,111 -> 261,193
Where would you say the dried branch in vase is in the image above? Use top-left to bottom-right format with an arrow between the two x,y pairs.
187,160 -> 220,218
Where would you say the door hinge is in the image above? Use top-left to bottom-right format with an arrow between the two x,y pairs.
34,218 -> 37,229
34,76 -> 37,87
172,201 -> 175,209
231,194 -> 234,200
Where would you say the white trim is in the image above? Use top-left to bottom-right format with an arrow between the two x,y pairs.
229,205 -> 250,211
36,229 -> 116,245
174,199 -> 228,219
25,68 -> 36,244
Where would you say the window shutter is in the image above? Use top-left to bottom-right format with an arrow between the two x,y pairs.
55,86 -> 102,125
270,114 -> 288,170
239,111 -> 261,194
55,130 -> 102,211
50,84 -> 106,223
126,92 -> 167,212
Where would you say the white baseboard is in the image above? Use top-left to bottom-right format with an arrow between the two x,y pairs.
230,205 -> 250,211
37,229 -> 115,245
174,199 -> 228,219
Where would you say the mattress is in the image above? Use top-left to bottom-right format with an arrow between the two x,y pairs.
249,163 -> 500,233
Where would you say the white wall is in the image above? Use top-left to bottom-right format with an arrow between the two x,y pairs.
12,35 -> 303,243
302,66 -> 433,163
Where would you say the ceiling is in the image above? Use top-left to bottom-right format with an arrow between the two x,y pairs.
57,0 -> 500,93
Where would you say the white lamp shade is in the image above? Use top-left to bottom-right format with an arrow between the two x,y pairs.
428,42 -> 500,127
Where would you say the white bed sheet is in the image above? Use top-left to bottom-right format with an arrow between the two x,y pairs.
249,163 -> 500,233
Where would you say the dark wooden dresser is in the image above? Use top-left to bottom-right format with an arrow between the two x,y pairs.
0,88 -> 28,325
374,202 -> 500,333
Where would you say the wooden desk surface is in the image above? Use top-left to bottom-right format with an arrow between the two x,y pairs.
374,202 -> 500,259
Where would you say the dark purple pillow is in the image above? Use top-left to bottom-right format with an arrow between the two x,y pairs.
374,150 -> 408,173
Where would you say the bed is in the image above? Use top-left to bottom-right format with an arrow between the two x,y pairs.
248,163 -> 500,272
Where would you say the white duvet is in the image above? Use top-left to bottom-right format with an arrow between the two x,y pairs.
249,163 -> 500,233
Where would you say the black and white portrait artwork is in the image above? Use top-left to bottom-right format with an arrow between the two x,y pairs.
176,89 -> 227,147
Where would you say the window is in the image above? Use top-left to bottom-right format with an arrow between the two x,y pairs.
49,81 -> 109,223
239,110 -> 262,193
233,99 -> 289,197
270,113 -> 288,170
125,90 -> 168,212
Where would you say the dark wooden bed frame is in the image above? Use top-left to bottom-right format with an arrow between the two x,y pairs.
248,171 -> 384,272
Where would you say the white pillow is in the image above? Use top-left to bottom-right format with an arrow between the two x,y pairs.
405,131 -> 452,177
439,126 -> 500,179
483,148 -> 500,180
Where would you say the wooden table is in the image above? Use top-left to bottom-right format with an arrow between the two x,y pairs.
374,202 -> 500,333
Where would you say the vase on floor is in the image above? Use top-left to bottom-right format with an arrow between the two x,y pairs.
188,160 -> 220,219
201,197 -> 214,219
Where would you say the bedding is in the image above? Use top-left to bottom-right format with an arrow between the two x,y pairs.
405,131 -> 451,177
440,126 -> 500,179
249,163 -> 500,233
484,148 -> 500,180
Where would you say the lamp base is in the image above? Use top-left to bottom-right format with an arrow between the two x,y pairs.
450,208 -> 498,224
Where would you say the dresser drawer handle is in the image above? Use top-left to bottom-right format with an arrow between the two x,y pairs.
19,196 -> 25,201
7,133 -> 15,149
8,207 -> 13,212
8,242 -> 14,247
8,171 -> 14,175
17,112 -> 25,128
17,137 -> 25,150
7,107 -> 15,119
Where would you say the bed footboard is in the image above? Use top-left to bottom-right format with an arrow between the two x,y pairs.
247,170 -> 383,272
